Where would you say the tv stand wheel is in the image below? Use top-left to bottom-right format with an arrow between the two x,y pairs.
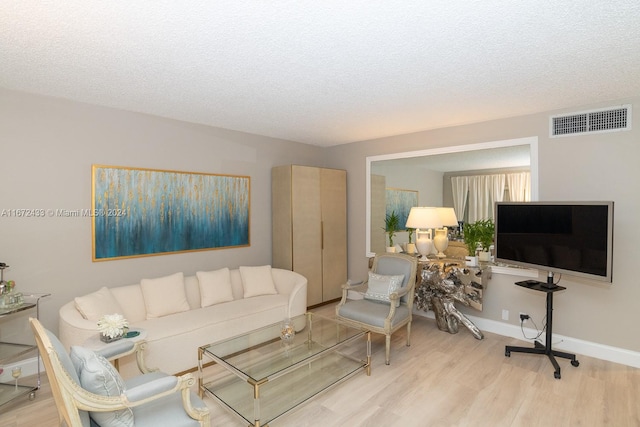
571,360 -> 580,367
554,371 -> 561,379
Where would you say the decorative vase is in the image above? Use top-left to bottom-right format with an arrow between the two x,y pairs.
386,246 -> 396,253
415,230 -> 433,261
405,243 -> 416,254
100,332 -> 124,343
478,251 -> 491,262
465,255 -> 478,267
433,228 -> 449,258
280,318 -> 295,343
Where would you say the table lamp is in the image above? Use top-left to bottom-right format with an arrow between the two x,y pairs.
433,207 -> 459,258
405,207 -> 442,261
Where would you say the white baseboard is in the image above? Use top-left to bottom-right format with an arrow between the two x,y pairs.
413,310 -> 640,369
0,356 -> 42,383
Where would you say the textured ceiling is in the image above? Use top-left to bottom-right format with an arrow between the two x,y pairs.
2,1 -> 640,147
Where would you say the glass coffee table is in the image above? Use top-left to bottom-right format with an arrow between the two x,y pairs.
198,312 -> 371,427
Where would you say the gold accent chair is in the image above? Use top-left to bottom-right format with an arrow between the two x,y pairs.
30,318 -> 210,427
336,253 -> 418,365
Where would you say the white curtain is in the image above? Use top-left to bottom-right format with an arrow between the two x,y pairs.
453,171 -> 529,223
451,176 -> 468,224
489,174 -> 506,219
506,172 -> 531,202
468,174 -> 505,222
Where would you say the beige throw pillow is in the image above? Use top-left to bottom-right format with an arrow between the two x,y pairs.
197,268 -> 234,308
140,272 -> 190,319
364,272 -> 405,307
74,287 -> 125,321
239,265 -> 278,298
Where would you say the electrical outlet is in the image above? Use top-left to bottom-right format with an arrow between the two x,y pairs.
519,312 -> 529,323
502,309 -> 509,321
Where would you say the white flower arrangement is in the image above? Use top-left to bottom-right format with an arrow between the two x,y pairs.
97,313 -> 129,340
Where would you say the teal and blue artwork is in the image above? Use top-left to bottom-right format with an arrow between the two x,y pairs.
386,188 -> 418,231
92,165 -> 250,260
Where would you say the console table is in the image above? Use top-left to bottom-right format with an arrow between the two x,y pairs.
415,259 -> 490,339
505,280 -> 579,379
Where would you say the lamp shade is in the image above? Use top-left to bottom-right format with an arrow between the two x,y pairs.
436,207 -> 458,227
405,207 -> 443,230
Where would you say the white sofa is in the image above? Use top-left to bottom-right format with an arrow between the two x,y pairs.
59,266 -> 307,377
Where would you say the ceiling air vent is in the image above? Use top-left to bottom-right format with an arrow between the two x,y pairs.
550,104 -> 631,137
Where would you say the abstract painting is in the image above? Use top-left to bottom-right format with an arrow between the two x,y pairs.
385,188 -> 418,231
92,165 -> 250,261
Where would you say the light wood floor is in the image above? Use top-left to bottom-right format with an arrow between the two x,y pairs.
2,305 -> 639,427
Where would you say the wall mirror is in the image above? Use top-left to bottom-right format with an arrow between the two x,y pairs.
366,137 -> 539,257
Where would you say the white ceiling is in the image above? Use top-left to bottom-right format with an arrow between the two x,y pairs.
2,1 -> 640,147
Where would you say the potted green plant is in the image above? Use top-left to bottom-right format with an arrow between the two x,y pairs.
383,211 -> 400,252
406,227 -> 416,254
463,219 -> 495,263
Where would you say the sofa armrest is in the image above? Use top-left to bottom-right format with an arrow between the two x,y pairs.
272,268 -> 308,317
59,301 -> 102,351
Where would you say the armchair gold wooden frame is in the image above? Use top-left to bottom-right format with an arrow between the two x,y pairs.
336,253 -> 418,365
30,318 -> 210,427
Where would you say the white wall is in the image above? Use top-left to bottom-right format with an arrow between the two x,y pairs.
0,88 -> 325,333
327,96 -> 640,354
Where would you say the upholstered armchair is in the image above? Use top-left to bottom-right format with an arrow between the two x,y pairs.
336,253 -> 418,365
30,318 -> 210,427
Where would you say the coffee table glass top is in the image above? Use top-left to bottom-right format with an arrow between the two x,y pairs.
199,312 -> 370,426
200,312 -> 364,382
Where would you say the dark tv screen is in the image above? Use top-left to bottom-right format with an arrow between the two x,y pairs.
495,202 -> 614,282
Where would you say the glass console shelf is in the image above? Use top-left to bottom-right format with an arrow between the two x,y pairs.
0,293 -> 50,408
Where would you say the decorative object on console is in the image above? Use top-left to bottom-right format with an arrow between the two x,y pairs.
406,228 -> 416,254
433,207 -> 459,258
415,262 -> 487,340
405,207 -> 443,261
97,313 -> 129,343
383,211 -> 400,252
462,219 -> 495,264
0,262 -> 24,309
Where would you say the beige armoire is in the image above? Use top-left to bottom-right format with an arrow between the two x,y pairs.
272,165 -> 347,307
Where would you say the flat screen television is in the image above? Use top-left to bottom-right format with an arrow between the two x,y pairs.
494,201 -> 614,283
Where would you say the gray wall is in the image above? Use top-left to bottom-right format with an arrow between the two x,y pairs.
327,96 -> 640,353
0,88 -> 325,332
2,87 -> 638,355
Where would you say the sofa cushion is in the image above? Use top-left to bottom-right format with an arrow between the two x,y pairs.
196,268 -> 234,308
70,346 -> 134,427
140,272 -> 190,319
364,272 -> 405,307
75,287 -> 125,321
240,265 -> 278,298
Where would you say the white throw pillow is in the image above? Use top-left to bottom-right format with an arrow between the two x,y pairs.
197,268 -> 234,308
364,272 -> 405,307
239,265 -> 278,298
74,287 -> 125,321
70,346 -> 133,427
140,272 -> 190,319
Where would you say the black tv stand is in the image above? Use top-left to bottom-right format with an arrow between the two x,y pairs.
504,280 -> 579,379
